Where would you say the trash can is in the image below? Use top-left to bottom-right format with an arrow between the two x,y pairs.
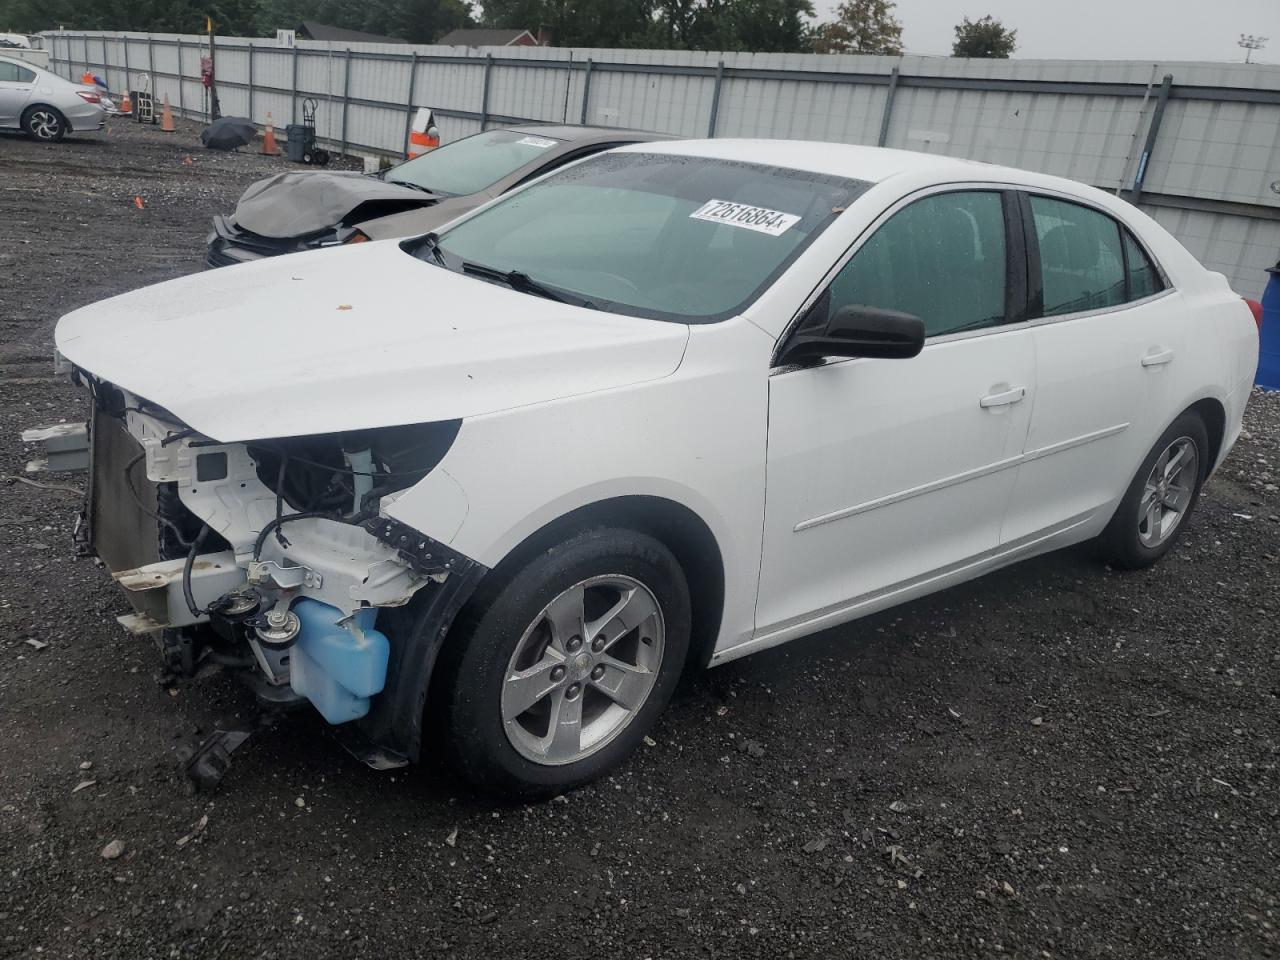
285,124 -> 309,163
1259,262 -> 1280,390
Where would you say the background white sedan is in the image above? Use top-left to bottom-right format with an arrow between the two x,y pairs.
57,139 -> 1261,796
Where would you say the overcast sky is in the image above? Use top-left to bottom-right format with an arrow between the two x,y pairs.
812,0 -> 1277,63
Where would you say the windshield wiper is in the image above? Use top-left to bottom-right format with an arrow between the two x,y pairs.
418,232 -> 447,266
461,260 -> 582,305
388,179 -> 435,195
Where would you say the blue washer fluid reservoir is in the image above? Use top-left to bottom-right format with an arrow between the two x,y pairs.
288,599 -> 391,725
1259,264 -> 1280,390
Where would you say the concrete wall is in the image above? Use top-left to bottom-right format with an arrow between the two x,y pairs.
44,31 -> 1280,297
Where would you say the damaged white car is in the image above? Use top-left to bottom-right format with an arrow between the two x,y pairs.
54,140 -> 1260,796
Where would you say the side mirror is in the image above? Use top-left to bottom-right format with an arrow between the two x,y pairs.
780,304 -> 925,366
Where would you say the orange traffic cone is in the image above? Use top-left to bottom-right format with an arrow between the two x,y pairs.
406,107 -> 439,159
81,70 -> 95,85
262,113 -> 277,155
159,94 -> 175,133
119,88 -> 133,116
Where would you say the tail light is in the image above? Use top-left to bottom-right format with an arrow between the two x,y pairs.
76,90 -> 102,104
1243,298 -> 1263,333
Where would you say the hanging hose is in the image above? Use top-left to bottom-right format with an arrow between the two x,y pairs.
182,525 -> 212,618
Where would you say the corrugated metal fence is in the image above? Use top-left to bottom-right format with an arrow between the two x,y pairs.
45,31 -> 1280,297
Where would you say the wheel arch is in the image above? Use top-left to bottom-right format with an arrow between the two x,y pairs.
457,494 -> 727,675
1184,396 -> 1227,471
359,493 -> 729,764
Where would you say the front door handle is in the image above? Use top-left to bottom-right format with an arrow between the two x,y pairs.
1141,348 -> 1174,367
979,386 -> 1026,408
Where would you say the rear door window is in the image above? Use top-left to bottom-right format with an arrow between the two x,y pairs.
0,61 -> 35,82
1029,196 -> 1126,316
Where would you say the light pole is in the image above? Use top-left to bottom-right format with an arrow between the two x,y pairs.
1238,34 -> 1267,64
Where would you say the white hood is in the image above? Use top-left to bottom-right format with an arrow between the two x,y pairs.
56,241 -> 690,442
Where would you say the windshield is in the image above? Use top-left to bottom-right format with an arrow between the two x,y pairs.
420,152 -> 869,323
385,129 -> 562,197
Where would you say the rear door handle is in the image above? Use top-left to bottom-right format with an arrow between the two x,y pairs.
979,386 -> 1026,408
1141,349 -> 1174,367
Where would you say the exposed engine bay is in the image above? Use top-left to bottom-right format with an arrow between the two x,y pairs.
75,370 -> 484,765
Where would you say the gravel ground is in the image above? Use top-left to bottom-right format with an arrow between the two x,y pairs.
1,118 -> 1278,960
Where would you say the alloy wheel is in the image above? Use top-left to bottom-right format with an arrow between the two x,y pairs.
501,574 -> 665,766
1137,436 -> 1199,548
29,110 -> 61,140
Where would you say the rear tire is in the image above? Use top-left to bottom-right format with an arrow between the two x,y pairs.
435,526 -> 690,798
23,106 -> 67,142
1099,412 -> 1209,569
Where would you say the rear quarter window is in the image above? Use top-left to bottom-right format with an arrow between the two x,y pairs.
1122,229 -> 1166,300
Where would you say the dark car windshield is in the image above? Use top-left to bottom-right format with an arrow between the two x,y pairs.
385,129 -> 562,197
418,152 -> 869,323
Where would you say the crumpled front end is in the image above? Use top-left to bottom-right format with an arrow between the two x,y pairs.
74,373 -> 483,762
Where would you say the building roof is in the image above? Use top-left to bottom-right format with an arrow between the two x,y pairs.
297,21 -> 407,44
437,28 -> 537,47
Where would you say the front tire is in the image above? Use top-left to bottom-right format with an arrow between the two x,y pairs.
1099,411 -> 1209,569
23,106 -> 68,142
435,527 -> 691,797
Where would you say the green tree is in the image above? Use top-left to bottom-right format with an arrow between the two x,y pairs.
256,0 -> 472,41
811,0 -> 902,55
675,0 -> 816,53
951,14 -> 1015,58
480,0 -> 655,48
481,0 -> 812,52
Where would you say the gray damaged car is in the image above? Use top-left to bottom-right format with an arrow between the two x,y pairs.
206,124 -> 673,267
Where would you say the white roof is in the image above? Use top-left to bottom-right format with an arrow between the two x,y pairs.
620,137 -> 1038,187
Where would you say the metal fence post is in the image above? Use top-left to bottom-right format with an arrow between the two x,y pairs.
706,60 -> 725,137
175,39 -> 185,116
479,54 -> 493,130
291,45 -> 299,125
122,37 -> 130,95
340,48 -> 352,156
147,34 -> 154,79
402,53 -> 419,154
246,42 -> 254,122
560,50 -> 573,122
877,65 -> 900,147
579,58 -> 594,124
1129,73 -> 1173,205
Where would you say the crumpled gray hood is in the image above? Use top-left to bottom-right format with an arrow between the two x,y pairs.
232,171 -> 437,239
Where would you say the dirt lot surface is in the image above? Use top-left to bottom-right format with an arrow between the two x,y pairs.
1,119 -> 1278,960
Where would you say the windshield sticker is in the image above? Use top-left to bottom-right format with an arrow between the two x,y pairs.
689,199 -> 802,236
516,135 -> 557,149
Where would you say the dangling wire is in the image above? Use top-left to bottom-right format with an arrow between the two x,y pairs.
182,525 -> 212,618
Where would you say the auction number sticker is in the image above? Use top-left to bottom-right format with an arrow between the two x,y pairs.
517,135 -> 557,149
689,199 -> 801,236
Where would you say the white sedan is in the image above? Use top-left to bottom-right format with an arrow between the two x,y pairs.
55,139 -> 1260,796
